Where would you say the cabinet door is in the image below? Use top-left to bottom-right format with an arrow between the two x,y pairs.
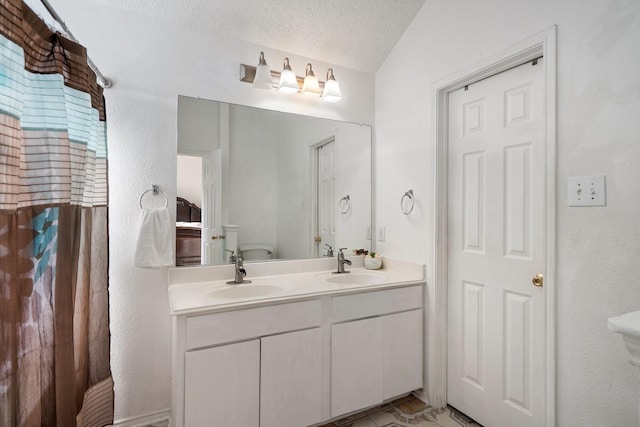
383,309 -> 424,399
184,340 -> 259,427
331,317 -> 383,417
261,328 -> 323,427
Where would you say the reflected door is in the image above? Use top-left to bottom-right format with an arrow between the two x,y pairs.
316,140 -> 336,255
202,149 -> 223,264
447,59 -> 546,427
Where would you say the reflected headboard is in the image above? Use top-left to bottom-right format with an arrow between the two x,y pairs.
176,197 -> 202,266
176,197 -> 201,223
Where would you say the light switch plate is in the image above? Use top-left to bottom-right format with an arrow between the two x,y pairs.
377,226 -> 386,242
366,226 -> 372,240
568,175 -> 606,207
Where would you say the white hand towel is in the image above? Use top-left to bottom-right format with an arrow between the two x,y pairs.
134,207 -> 174,268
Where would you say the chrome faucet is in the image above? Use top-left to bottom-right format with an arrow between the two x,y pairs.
334,248 -> 352,274
227,253 -> 251,285
324,244 -> 334,257
225,249 -> 237,263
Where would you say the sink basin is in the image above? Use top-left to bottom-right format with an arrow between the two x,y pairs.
325,272 -> 388,286
210,284 -> 283,299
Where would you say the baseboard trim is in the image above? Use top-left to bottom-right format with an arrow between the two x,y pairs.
412,389 -> 430,406
111,408 -> 171,427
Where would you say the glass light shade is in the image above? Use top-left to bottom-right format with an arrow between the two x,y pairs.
277,58 -> 299,93
253,64 -> 273,89
278,69 -> 299,93
321,78 -> 342,102
301,63 -> 321,95
252,52 -> 273,89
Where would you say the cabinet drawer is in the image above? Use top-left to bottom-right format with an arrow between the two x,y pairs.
331,285 -> 422,323
186,299 -> 321,349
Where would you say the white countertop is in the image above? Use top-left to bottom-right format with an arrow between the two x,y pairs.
168,256 -> 425,315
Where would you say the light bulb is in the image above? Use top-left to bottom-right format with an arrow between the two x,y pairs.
301,63 -> 321,95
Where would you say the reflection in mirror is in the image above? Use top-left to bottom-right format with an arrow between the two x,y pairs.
176,96 -> 372,266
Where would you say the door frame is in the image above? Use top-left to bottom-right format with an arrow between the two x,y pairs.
427,26 -> 557,426
309,131 -> 339,258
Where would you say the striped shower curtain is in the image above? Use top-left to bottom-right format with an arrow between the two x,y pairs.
0,1 -> 113,426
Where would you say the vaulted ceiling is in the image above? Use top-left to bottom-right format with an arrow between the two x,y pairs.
31,0 -> 425,72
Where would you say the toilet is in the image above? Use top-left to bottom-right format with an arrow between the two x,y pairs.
240,244 -> 274,261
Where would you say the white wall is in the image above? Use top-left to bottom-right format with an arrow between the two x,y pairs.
228,105 -> 278,251
375,0 -> 640,425
177,95 -> 220,155
176,155 -> 202,207
50,0 -> 374,422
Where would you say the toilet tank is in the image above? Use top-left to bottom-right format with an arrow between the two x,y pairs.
240,244 -> 274,261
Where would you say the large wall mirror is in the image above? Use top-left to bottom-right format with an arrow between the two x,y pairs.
176,95 -> 372,266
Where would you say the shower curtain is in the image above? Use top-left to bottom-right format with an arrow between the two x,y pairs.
0,1 -> 113,426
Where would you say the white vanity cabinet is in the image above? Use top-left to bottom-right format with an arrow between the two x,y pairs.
185,339 -> 260,426
172,280 -> 424,427
331,316 -> 384,416
184,329 -> 322,427
330,285 -> 423,418
260,328 -> 323,427
173,299 -> 323,427
382,309 -> 424,398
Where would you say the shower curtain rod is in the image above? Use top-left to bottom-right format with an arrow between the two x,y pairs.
39,0 -> 112,88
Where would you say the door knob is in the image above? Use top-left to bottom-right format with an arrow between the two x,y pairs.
532,273 -> 544,287
211,235 -> 225,240
314,236 -> 322,243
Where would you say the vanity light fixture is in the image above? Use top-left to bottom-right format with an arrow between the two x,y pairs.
239,54 -> 343,102
301,63 -> 321,95
320,68 -> 343,103
252,51 -> 273,89
277,58 -> 300,94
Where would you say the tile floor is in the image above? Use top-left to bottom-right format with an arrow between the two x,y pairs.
318,395 -> 483,427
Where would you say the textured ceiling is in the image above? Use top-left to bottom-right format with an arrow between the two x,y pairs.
67,0 -> 425,72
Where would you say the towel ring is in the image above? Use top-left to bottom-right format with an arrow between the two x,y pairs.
339,195 -> 352,214
139,185 -> 168,209
401,190 -> 414,215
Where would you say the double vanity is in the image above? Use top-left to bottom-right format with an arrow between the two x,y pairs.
168,256 -> 426,427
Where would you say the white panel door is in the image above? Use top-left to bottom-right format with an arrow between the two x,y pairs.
260,328 -> 323,427
184,340 -> 259,427
202,149 -> 223,264
331,317 -> 383,417
447,59 -> 546,427
317,140 -> 336,253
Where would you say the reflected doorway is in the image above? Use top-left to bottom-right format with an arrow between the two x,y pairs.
314,138 -> 336,257
176,154 -> 204,266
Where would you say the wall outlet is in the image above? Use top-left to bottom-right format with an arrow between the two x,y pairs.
568,175 -> 606,207
377,226 -> 386,242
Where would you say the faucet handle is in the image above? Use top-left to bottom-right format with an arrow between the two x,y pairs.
225,249 -> 236,263
324,244 -> 334,257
